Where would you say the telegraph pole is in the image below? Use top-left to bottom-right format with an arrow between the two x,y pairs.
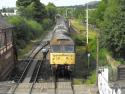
96,28 -> 99,86
66,9 -> 68,18
86,2 -> 89,45
86,2 -> 90,69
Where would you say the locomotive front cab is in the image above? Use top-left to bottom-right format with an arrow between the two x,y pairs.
50,36 -> 75,79
50,34 -> 75,65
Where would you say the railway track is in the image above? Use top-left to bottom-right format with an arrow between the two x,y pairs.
5,16 -> 76,94
29,59 -> 44,94
54,75 -> 75,94
10,42 -> 48,94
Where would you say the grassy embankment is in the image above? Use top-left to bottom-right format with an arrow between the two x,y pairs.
71,19 -> 97,84
8,16 -> 54,59
18,29 -> 52,59
18,34 -> 44,59
71,19 -> 121,84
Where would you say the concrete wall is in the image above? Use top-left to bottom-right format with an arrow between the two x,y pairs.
0,47 -> 14,80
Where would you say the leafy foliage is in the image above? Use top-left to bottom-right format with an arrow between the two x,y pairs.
16,0 -> 47,23
73,7 -> 85,19
85,71 -> 96,84
100,0 -> 125,58
89,0 -> 107,27
8,16 -> 43,50
46,3 -> 57,21
42,18 -> 53,30
57,7 -> 85,19
72,34 -> 86,46
89,0 -> 125,59
10,0 -> 57,53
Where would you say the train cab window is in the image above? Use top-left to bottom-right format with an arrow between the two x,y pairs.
63,45 -> 74,52
51,45 -> 61,52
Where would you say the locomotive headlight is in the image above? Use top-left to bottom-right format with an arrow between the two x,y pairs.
66,57 -> 69,59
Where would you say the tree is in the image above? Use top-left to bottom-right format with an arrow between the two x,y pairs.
27,0 -> 47,22
73,7 -> 85,19
16,0 -> 32,15
46,3 -> 57,21
89,0 -> 107,27
16,0 -> 47,23
16,0 -> 31,7
100,0 -> 125,58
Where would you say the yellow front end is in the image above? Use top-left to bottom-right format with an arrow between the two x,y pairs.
50,53 -> 75,65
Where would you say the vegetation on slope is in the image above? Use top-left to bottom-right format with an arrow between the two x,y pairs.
89,0 -> 125,61
7,0 -> 57,57
71,19 -> 97,84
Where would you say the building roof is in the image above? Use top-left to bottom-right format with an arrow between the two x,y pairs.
0,16 -> 14,29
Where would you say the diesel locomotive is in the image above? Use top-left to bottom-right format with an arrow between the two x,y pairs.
49,15 -> 75,79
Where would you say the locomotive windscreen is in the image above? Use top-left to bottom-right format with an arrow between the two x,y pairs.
51,45 -> 74,53
63,45 -> 74,52
51,45 -> 61,52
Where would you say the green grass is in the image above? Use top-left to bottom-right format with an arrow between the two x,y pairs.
18,40 -> 39,58
71,19 -> 97,85
71,19 -> 122,84
76,46 -> 86,53
71,19 -> 97,39
18,30 -> 49,59
71,19 -> 85,33
84,71 -> 96,84
73,79 -> 84,85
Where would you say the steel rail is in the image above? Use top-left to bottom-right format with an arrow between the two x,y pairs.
11,42 -> 48,94
29,60 -> 43,94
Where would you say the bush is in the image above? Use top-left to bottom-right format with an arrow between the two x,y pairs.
72,34 -> 86,46
42,18 -> 53,30
26,19 -> 43,37
8,16 -> 44,52
85,71 -> 96,84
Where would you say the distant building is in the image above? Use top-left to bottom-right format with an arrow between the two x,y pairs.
1,8 -> 17,16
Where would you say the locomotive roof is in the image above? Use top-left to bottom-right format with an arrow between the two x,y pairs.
0,16 -> 14,29
53,32 -> 74,44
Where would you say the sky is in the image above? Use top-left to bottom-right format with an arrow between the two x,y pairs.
0,0 -> 100,9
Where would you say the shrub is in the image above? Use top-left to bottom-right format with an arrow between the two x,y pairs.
26,19 -> 43,37
8,16 -> 44,52
72,34 -> 86,46
85,71 -> 96,84
42,18 -> 53,30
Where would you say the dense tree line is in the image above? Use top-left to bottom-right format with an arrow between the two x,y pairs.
8,16 -> 43,49
8,0 -> 57,52
90,0 -> 125,59
57,6 -> 85,19
73,7 -> 85,19
16,0 -> 57,23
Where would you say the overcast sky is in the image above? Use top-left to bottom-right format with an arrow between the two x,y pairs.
0,0 -> 100,9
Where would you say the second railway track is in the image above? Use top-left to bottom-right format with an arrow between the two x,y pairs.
9,41 -> 49,94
